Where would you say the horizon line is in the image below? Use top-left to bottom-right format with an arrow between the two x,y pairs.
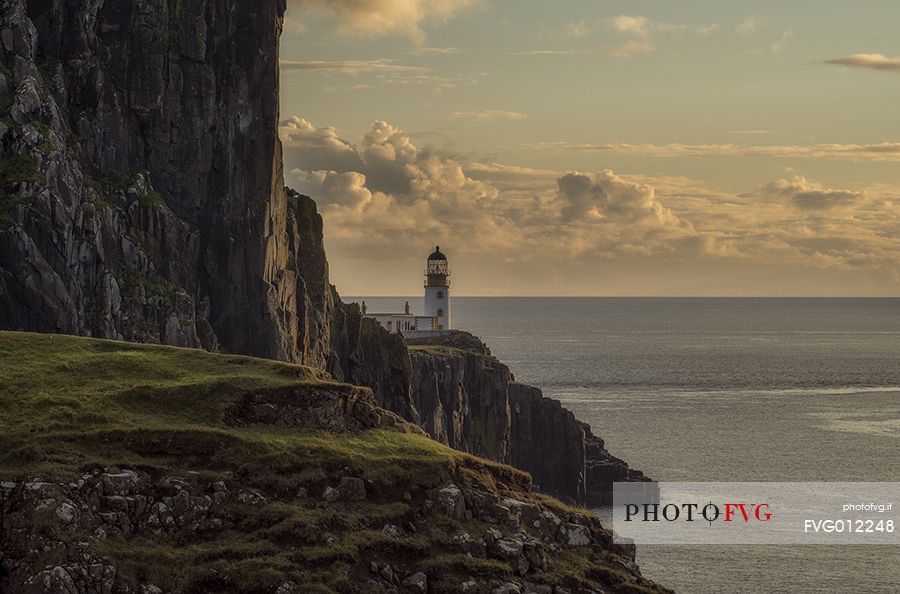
343,295 -> 900,299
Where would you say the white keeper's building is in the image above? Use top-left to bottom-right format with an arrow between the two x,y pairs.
362,246 -> 452,338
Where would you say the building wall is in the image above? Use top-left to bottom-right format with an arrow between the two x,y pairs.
424,285 -> 451,330
369,314 -> 437,334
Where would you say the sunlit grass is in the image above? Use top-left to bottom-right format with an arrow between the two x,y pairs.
0,332 -> 658,594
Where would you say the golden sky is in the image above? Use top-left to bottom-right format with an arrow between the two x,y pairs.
279,1 -> 900,296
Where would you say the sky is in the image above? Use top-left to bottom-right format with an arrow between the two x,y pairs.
279,0 -> 900,296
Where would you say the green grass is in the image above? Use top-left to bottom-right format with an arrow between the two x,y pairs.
0,332 -> 534,593
0,154 -> 40,226
0,332 -> 663,594
0,332 -> 530,492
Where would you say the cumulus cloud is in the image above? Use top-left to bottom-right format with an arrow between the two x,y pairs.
448,110 -> 528,121
557,171 -> 679,225
293,170 -> 374,210
756,177 -> 865,211
280,117 -> 694,260
825,54 -> 900,72
288,0 -> 480,41
279,117 -> 364,172
522,141 -> 900,162
281,116 -> 900,285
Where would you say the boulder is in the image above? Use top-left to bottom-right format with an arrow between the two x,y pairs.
436,484 -> 466,519
561,523 -> 592,546
402,572 -> 428,593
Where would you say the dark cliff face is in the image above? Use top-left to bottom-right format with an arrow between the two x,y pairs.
405,336 -> 647,506
408,346 -> 512,462
509,382 -> 588,504
0,0 -> 335,364
328,302 -> 419,423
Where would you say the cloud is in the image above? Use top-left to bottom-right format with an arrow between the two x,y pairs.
464,162 -> 559,190
279,59 -> 480,95
565,18 -> 591,39
770,29 -> 794,54
607,15 -> 706,38
522,141 -> 900,162
756,177 -> 865,211
557,171 -> 679,225
735,16 -> 764,37
825,54 -> 900,72
281,117 -> 693,260
609,40 -> 655,57
279,59 -> 426,76
448,110 -> 528,121
293,170 -> 374,210
414,47 -> 460,54
279,116 -> 364,172
281,116 -> 900,284
603,15 -> 714,56
289,0 -> 480,41
505,49 -> 591,56
609,15 -> 650,38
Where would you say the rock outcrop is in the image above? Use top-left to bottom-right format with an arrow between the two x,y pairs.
0,0 -> 340,365
0,332 -> 670,594
0,468 -> 658,594
406,334 -> 649,506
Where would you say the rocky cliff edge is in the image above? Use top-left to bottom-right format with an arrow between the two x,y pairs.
0,332 -> 670,594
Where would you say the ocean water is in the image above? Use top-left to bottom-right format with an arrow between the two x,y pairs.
355,297 -> 900,593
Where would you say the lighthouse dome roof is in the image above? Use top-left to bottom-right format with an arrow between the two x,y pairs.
427,246 -> 447,261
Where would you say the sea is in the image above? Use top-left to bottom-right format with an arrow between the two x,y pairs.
352,297 -> 900,594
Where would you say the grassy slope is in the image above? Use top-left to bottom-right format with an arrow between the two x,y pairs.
0,332 -> 527,592
0,332 -> 468,487
0,332 -> 658,594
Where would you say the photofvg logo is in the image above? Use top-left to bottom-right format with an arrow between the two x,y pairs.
612,482 -> 899,545
624,501 -> 772,524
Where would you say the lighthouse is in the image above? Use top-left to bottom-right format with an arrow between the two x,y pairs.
359,246 -> 454,336
424,246 -> 451,330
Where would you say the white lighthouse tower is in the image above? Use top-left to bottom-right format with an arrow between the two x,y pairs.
424,246 -> 451,330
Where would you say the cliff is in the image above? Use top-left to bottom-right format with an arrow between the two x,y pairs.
0,0 -> 341,366
0,332 -> 670,594
0,0 -> 644,510
406,334 -> 648,506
